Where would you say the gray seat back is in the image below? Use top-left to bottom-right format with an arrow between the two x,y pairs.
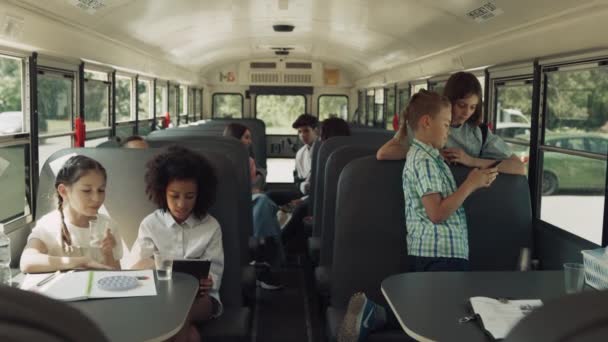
319,145 -> 378,267
37,148 -> 243,308
311,134 -> 392,238
450,166 -> 533,271
330,156 -> 407,308
505,290 -> 608,342
151,118 -> 267,169
145,135 -> 253,266
0,286 -> 108,342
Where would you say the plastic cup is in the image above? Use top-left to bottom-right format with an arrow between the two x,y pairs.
154,252 -> 173,281
563,263 -> 585,294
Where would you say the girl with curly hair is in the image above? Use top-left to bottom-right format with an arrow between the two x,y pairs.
131,145 -> 223,342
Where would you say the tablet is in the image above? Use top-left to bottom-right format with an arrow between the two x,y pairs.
172,259 -> 211,280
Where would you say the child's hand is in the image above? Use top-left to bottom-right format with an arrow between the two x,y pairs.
466,167 -> 498,190
442,148 -> 474,167
199,276 -> 213,297
101,229 -> 116,258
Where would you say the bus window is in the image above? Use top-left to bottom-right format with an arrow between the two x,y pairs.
37,69 -> 74,169
155,83 -> 167,128
540,65 -> 608,244
115,75 -> 132,123
84,72 -> 110,147
385,88 -> 395,130
179,85 -> 187,125
318,95 -> 348,121
0,56 -> 23,136
213,93 -> 243,119
169,84 -> 178,126
366,89 -> 374,126
0,145 -> 29,225
494,79 -> 533,166
255,95 -> 305,135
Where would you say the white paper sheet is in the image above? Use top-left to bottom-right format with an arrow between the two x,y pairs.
470,296 -> 543,339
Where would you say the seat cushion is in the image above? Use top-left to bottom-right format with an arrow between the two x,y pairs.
314,265 -> 331,296
308,237 -> 321,264
326,307 -> 413,342
199,307 -> 251,342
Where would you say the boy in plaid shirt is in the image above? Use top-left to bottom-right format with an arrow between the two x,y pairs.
403,90 -> 497,271
338,90 -> 498,342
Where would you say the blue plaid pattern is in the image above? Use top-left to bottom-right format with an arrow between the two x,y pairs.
403,139 -> 469,259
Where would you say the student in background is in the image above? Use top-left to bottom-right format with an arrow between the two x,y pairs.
121,135 -> 149,149
338,91 -> 498,342
293,114 -> 319,196
131,146 -> 223,342
222,123 -> 264,190
223,123 -> 284,290
20,155 -> 121,273
376,72 -> 526,175
320,117 -> 351,141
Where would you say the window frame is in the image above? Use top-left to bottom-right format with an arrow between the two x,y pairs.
0,51 -> 33,233
533,57 -> 608,246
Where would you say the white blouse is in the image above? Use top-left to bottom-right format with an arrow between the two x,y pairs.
27,210 -> 123,260
131,209 -> 225,316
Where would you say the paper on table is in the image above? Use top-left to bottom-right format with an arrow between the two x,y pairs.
470,296 -> 543,339
21,269 -> 157,301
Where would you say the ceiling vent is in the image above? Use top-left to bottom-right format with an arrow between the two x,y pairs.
273,24 -> 295,32
284,73 -> 312,84
250,62 -> 277,69
285,62 -> 312,69
250,72 -> 280,84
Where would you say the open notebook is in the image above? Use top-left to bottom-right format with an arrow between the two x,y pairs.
470,296 -> 543,339
20,270 -> 157,301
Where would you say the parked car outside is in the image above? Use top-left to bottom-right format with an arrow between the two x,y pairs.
514,132 -> 607,195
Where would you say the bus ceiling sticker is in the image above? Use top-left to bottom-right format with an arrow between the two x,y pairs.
466,2 -> 504,23
68,0 -> 106,15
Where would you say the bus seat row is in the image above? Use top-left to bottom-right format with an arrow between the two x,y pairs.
149,118 -> 267,169
0,285 -> 108,342
323,156 -> 534,341
308,132 -> 393,263
37,148 -> 251,341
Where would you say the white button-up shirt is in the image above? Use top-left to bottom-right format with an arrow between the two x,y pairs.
131,209 -> 224,315
295,144 -> 313,194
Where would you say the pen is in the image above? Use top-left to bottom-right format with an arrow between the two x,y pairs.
36,270 -> 60,287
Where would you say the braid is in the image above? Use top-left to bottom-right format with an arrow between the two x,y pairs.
57,195 -> 73,254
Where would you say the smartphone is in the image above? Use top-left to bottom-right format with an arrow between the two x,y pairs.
488,160 -> 501,168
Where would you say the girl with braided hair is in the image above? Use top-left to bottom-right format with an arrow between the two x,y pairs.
20,155 -> 122,273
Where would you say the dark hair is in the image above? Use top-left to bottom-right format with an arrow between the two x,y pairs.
320,117 -> 351,141
443,71 -> 483,126
405,90 -> 451,131
121,135 -> 147,147
292,113 -> 319,129
55,155 -> 107,254
223,123 -> 249,140
145,145 -> 217,219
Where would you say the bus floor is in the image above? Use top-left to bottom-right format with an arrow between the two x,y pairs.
251,258 -> 325,342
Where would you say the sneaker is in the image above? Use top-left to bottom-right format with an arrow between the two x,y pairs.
337,292 -> 377,342
249,260 -> 271,268
256,270 -> 284,290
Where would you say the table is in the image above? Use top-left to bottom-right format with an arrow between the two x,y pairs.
15,271 -> 198,342
381,271 -> 568,342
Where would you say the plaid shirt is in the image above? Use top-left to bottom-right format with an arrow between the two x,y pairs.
403,139 -> 469,259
